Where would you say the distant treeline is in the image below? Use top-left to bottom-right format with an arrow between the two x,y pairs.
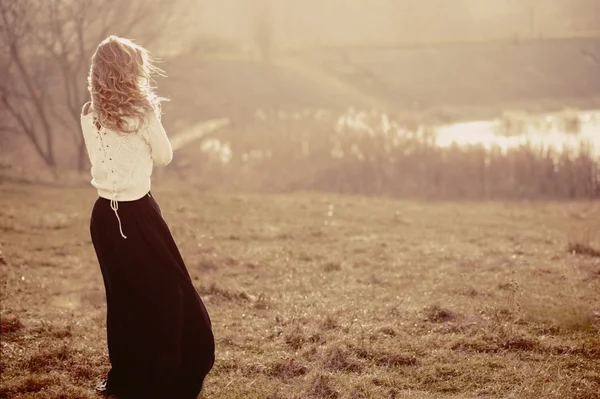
170,117 -> 599,200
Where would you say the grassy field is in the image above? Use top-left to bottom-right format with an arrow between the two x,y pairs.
1,181 -> 600,399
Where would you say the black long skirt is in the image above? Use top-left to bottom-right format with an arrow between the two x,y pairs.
90,192 -> 215,399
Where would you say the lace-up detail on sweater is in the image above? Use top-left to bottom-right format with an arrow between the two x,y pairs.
81,103 -> 173,238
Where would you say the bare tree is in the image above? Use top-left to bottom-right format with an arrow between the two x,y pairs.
1,0 -> 187,171
253,0 -> 273,62
1,0 -> 58,170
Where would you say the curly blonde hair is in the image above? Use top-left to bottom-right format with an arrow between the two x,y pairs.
87,36 -> 165,133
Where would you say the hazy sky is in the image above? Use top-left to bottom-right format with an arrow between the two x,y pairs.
189,0 -> 600,48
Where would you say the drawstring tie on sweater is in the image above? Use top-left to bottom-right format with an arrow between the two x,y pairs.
110,198 -> 127,239
92,115 -> 127,240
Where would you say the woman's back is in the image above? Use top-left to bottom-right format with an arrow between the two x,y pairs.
81,105 -> 172,203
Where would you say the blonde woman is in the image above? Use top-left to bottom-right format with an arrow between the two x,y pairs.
81,36 -> 214,399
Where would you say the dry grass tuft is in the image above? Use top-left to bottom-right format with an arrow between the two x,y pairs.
323,346 -> 363,373
353,346 -> 418,368
451,326 -> 540,354
527,304 -> 598,333
213,359 -> 239,373
22,344 -> 72,373
0,375 -> 55,397
265,391 -> 286,399
567,230 -> 600,258
30,321 -> 74,339
320,315 -> 339,331
348,384 -> 371,399
420,365 -> 464,393
378,326 -> 396,337
71,364 -> 97,381
197,283 -> 252,302
284,326 -> 307,350
196,257 -> 219,271
323,262 -> 342,272
0,315 -> 24,334
424,304 -> 458,323
451,338 -> 500,354
501,336 -> 538,351
567,241 -> 600,258
253,293 -> 270,310
267,357 -> 307,380
461,287 -> 480,297
307,373 -> 339,399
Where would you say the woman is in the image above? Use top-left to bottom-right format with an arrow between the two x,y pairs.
81,36 -> 215,399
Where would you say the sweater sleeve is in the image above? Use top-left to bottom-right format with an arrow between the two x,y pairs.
145,110 -> 173,166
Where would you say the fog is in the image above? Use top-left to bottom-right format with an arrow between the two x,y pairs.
1,0 -> 599,198
185,0 -> 600,51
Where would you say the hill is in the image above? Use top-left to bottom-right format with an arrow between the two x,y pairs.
159,37 -> 600,125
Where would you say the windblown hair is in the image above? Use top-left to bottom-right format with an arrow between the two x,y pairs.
87,36 -> 165,133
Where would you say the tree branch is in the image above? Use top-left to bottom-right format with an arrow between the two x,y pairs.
1,92 -> 50,165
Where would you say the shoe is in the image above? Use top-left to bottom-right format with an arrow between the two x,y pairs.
95,379 -> 108,394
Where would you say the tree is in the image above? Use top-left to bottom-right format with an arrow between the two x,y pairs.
253,0 -> 273,62
0,0 -> 58,170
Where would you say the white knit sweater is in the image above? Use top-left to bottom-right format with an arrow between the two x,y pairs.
80,103 -> 173,238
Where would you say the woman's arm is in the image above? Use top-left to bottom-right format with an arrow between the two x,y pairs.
146,110 -> 173,166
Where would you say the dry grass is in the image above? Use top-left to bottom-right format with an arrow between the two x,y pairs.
1,181 -> 600,398
568,241 -> 600,258
163,107 -> 600,200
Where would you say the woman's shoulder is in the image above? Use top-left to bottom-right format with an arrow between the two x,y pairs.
143,107 -> 161,124
138,107 -> 162,133
81,102 -> 105,137
80,104 -> 159,138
